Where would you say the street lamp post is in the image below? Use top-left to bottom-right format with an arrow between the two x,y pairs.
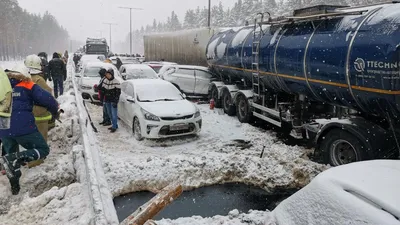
119,6 -> 144,55
103,23 -> 117,52
208,0 -> 211,28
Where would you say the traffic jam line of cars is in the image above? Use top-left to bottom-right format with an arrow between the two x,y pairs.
76,56 -> 210,140
74,55 -> 400,225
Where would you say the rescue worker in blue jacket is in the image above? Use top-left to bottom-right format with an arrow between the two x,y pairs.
0,65 -> 59,195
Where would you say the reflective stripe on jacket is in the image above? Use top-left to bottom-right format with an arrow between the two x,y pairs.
35,114 -> 53,122
31,74 -> 54,122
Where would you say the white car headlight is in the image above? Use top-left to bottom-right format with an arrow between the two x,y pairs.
194,108 -> 201,118
80,85 -> 92,90
141,108 -> 160,121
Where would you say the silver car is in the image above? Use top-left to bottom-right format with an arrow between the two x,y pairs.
159,65 -> 216,96
118,64 -> 158,80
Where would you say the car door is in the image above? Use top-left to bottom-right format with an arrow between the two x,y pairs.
118,82 -> 129,121
172,68 -> 195,94
194,70 -> 213,95
123,83 -> 136,127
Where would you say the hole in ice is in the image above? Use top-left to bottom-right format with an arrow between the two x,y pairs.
113,183 -> 295,222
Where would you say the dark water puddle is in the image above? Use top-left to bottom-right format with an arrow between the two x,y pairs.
113,183 -> 294,222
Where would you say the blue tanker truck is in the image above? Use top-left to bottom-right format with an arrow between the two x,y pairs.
146,2 -> 400,166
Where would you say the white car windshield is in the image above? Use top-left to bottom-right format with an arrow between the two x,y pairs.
125,68 -> 157,80
136,83 -> 183,102
84,67 -> 101,77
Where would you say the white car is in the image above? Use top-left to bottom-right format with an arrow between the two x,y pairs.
77,62 -> 121,103
77,54 -> 105,72
118,64 -> 158,80
118,79 -> 202,140
159,65 -> 216,96
267,160 -> 400,225
143,61 -> 177,73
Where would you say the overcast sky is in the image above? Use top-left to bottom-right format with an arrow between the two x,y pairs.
18,0 -> 235,43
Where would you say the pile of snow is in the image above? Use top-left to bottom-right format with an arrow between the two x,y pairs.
87,103 -> 327,197
0,70 -> 92,224
157,209 -> 268,225
269,160 -> 400,225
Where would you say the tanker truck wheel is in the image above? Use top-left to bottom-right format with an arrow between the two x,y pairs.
236,95 -> 253,123
222,90 -> 236,116
319,129 -> 367,166
208,85 -> 221,108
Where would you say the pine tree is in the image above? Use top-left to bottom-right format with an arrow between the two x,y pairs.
183,9 -> 196,29
170,11 -> 182,31
152,19 -> 157,32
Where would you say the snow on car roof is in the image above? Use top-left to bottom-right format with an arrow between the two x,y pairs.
174,65 -> 209,70
85,61 -> 116,69
127,78 -> 171,87
123,64 -> 153,70
273,160 -> 400,225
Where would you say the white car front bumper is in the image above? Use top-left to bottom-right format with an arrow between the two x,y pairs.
80,87 -> 100,102
140,115 -> 202,139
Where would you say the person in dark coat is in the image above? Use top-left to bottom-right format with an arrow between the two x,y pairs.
101,68 -> 121,133
37,52 -> 50,81
0,65 -> 59,195
97,68 -> 111,126
48,52 -> 67,98
116,57 -> 123,70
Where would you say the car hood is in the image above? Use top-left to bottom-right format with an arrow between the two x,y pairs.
81,77 -> 100,87
140,100 -> 197,117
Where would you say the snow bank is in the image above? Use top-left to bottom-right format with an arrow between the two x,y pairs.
87,103 -> 327,197
157,209 -> 269,225
0,76 -> 92,224
270,160 -> 400,225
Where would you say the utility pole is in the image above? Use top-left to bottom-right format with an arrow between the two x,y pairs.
208,0 -> 211,28
103,22 -> 117,51
119,6 -> 144,55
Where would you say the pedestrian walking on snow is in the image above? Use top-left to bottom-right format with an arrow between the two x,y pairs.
0,65 -> 60,195
97,68 -> 111,126
38,52 -> 50,81
48,52 -> 67,98
25,54 -> 57,168
101,68 -> 121,133
116,57 -> 123,70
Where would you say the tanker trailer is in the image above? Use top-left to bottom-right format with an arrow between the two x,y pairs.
207,3 -> 400,166
144,28 -> 218,66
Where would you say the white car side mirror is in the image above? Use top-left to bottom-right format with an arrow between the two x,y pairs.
126,96 -> 135,103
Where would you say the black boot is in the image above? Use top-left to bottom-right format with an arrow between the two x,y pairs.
0,153 -> 23,179
103,121 -> 111,126
9,176 -> 21,195
99,121 -> 106,125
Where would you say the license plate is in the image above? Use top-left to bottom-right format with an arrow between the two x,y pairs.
170,123 -> 189,131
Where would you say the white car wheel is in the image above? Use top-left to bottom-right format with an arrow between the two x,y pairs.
133,117 -> 144,141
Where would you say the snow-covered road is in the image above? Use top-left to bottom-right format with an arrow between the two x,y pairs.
87,100 -> 327,197
0,60 -> 327,224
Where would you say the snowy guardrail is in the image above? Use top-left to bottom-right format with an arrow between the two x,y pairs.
70,64 -> 119,225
